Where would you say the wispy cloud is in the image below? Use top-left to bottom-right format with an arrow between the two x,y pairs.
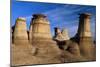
12,1 -> 96,38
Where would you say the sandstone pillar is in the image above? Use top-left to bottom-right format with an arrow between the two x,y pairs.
13,17 -> 28,45
77,13 -> 94,59
32,14 -> 52,41
31,14 -> 61,58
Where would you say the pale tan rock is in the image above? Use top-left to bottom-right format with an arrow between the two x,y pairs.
31,14 -> 61,58
77,13 -> 92,37
77,13 -> 95,59
11,13 -> 96,66
13,17 -> 28,44
54,27 -> 70,41
61,28 -> 70,40
32,14 -> 52,40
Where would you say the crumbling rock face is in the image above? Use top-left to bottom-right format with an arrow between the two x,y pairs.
53,13 -> 95,62
53,27 -> 81,61
11,43 -> 61,66
12,15 -> 62,66
11,43 -> 33,66
53,27 -> 81,62
32,40 -> 61,58
55,40 -> 81,62
54,27 -> 70,41
11,13 -> 96,66
64,41 -> 80,56
62,28 -> 70,40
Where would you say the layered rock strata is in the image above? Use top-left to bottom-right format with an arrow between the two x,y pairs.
13,17 -> 28,45
31,14 -> 61,58
77,13 -> 95,59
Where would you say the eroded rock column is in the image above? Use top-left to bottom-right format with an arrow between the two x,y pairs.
31,14 -> 61,58
77,13 -> 94,59
32,14 -> 52,41
13,17 -> 28,45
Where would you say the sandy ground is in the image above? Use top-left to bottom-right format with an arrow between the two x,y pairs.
11,42 -> 96,66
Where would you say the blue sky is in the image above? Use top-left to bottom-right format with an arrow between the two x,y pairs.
11,0 -> 96,39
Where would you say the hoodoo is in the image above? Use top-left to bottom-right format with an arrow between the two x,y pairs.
77,13 -> 94,59
11,13 -> 96,66
31,14 -> 61,58
32,14 -> 52,41
13,17 -> 28,44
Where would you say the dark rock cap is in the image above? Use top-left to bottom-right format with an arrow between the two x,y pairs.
79,13 -> 91,15
79,13 -> 91,18
32,14 -> 47,18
